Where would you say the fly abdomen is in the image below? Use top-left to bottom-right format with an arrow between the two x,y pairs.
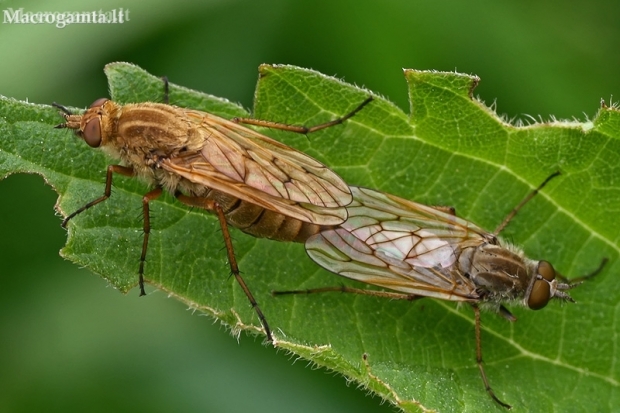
224,197 -> 323,243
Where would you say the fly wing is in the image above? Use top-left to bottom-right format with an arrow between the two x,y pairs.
161,151 -> 348,225
305,187 -> 490,301
164,110 -> 352,223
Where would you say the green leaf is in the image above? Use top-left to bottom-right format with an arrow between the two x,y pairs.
1,62 -> 618,412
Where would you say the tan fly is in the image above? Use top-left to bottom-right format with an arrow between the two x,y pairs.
53,80 -> 372,342
274,175 -> 606,408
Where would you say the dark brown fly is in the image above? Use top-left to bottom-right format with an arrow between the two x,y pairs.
54,81 -> 372,342
274,174 -> 606,408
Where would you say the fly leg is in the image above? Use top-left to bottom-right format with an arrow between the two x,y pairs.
62,165 -> 135,227
61,164 -> 159,297
493,172 -> 561,236
175,192 -> 273,342
556,257 -> 608,285
232,97 -> 373,134
472,304 -> 512,409
272,286 -> 422,301
139,188 -> 164,296
159,75 -> 372,135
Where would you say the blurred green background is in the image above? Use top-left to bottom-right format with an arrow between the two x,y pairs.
1,0 -> 618,411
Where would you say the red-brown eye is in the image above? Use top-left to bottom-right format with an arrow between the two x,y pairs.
527,261 -> 556,310
89,98 -> 108,108
538,260 -> 556,281
83,117 -> 102,147
527,279 -> 551,310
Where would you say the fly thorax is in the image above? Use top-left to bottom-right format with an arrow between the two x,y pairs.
466,243 -> 531,302
114,104 -> 191,162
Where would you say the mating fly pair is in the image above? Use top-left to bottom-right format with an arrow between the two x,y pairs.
55,76 -> 603,409
54,77 -> 373,342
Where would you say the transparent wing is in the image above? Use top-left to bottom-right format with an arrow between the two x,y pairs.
162,152 -> 347,225
161,110 -> 351,225
305,187 -> 494,301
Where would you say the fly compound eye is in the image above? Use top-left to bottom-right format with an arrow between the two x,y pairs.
83,117 -> 102,148
527,279 -> 551,310
89,98 -> 108,108
527,261 -> 556,310
538,260 -> 556,281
